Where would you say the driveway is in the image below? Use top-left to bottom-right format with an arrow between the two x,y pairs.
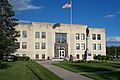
36,60 -> 93,80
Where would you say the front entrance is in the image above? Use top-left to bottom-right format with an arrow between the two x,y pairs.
54,33 -> 68,58
59,50 -> 65,58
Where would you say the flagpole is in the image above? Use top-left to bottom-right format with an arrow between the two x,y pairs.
70,1 -> 72,25
62,0 -> 73,58
70,0 -> 73,58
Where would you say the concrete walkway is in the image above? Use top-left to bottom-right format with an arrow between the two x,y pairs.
36,60 -> 93,80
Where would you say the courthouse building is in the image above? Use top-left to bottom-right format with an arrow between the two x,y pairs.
15,22 -> 106,60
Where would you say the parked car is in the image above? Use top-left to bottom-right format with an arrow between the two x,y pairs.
7,53 -> 16,62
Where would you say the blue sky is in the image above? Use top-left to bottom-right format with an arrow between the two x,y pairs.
9,0 -> 120,43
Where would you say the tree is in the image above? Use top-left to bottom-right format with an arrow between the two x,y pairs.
106,46 -> 115,58
0,0 -> 19,60
115,46 -> 120,59
106,46 -> 120,59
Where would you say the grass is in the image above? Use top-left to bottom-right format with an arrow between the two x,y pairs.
53,60 -> 120,80
0,61 -> 62,80
83,72 -> 120,80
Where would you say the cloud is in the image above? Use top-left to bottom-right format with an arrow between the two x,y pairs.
117,11 -> 120,14
105,10 -> 120,19
17,20 -> 32,23
8,0 -> 41,11
104,15 -> 115,18
107,36 -> 120,42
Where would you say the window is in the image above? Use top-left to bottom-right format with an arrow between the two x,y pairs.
92,34 -> 96,40
81,43 -> 85,50
97,34 -> 101,40
76,33 -> 79,40
16,42 -> 20,49
16,54 -> 19,56
35,54 -> 39,59
35,42 -> 39,49
92,44 -> 96,50
55,33 -> 67,43
22,42 -> 27,49
76,43 -> 80,50
97,44 -> 101,50
41,43 -> 46,49
22,54 -> 26,57
35,32 -> 40,38
22,31 -> 27,38
81,33 -> 85,40
76,54 -> 79,59
41,32 -> 46,38
88,53 -> 91,56
42,54 -> 45,59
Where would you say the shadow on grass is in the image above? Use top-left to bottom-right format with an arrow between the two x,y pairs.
0,62 -> 11,69
26,65 -> 42,80
84,72 -> 120,80
57,62 -> 120,80
66,64 -> 112,72
105,62 -> 120,69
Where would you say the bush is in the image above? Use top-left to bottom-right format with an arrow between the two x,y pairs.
16,56 -> 30,61
95,55 -> 112,61
106,56 -> 112,60
74,60 -> 86,63
102,56 -> 106,60
73,60 -> 106,63
96,55 -> 103,60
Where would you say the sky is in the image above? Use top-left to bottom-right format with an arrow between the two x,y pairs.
8,0 -> 120,45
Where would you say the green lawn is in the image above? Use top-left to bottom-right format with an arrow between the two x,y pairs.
0,61 -> 62,80
53,61 -> 120,80
83,72 -> 120,80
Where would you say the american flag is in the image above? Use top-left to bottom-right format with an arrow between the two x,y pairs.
62,1 -> 72,9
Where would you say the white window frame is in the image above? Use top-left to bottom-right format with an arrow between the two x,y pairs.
35,42 -> 39,49
92,34 -> 96,40
22,42 -> 27,49
76,43 -> 80,50
97,44 -> 101,50
35,32 -> 40,38
41,32 -> 46,38
92,44 -> 96,50
41,43 -> 46,49
22,31 -> 27,38
97,34 -> 101,40
76,33 -> 79,40
81,33 -> 85,40
81,43 -> 85,50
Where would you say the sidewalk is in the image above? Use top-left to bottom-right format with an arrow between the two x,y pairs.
36,60 -> 93,80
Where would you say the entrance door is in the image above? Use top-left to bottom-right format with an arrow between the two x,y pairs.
59,50 -> 65,58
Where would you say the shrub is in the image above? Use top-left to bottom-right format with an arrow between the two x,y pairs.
96,55 -> 102,60
73,60 -> 106,63
106,56 -> 112,60
74,60 -> 86,63
102,56 -> 106,60
13,56 -> 18,61
0,61 -> 9,69
95,55 -> 112,61
16,56 -> 30,61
